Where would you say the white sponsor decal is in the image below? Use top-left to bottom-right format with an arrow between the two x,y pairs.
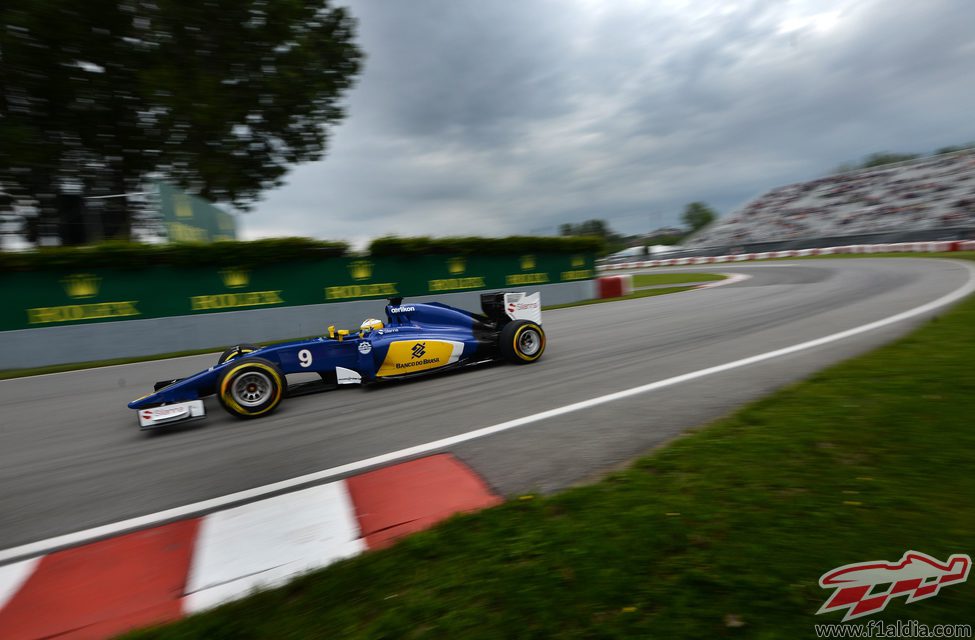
389,306 -> 415,313
143,405 -> 188,420
503,292 -> 542,323
358,342 -> 372,354
138,400 -> 205,428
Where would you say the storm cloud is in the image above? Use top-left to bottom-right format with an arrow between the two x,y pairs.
245,0 -> 975,245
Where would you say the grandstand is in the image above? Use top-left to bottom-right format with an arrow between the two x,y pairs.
684,149 -> 975,255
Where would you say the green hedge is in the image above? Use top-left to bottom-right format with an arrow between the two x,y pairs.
368,235 -> 605,256
0,235 -> 602,272
0,238 -> 349,271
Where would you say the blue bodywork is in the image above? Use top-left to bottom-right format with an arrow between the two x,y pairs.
128,300 -> 497,411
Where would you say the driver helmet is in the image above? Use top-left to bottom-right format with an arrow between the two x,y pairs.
360,318 -> 384,335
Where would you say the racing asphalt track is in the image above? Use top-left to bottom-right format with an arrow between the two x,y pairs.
1,257 -> 972,552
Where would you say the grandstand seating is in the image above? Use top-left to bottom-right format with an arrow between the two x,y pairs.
686,150 -> 975,250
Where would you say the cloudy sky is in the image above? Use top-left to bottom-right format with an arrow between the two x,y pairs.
243,0 -> 975,246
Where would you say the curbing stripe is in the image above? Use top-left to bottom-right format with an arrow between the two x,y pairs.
348,454 -> 502,550
0,455 -> 501,638
0,520 -> 199,640
0,559 -> 38,613
183,481 -> 364,614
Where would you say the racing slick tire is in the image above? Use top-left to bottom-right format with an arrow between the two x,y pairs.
217,343 -> 260,365
217,357 -> 285,419
499,320 -> 546,364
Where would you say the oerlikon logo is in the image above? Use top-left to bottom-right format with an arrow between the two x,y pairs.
817,551 -> 970,621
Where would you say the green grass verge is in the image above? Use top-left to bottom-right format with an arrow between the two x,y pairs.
543,285 -> 698,310
127,259 -> 975,638
631,272 -> 724,287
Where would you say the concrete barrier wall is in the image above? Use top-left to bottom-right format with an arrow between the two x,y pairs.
0,280 -> 594,369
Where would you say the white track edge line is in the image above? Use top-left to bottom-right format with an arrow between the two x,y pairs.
697,272 -> 751,289
1,259 -> 973,565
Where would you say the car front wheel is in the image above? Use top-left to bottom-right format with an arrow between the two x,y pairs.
217,357 -> 284,418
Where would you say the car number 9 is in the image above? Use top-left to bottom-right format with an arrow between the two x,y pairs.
298,349 -> 313,368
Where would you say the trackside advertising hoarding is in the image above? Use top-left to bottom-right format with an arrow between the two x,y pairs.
0,253 -> 594,331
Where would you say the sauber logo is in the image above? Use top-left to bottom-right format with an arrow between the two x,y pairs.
817,551 -> 971,621
411,342 -> 426,359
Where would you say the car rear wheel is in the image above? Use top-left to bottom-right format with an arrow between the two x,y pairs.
499,320 -> 545,364
217,357 -> 284,419
217,343 -> 260,365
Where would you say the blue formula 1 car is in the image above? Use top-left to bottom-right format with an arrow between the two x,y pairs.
129,292 -> 545,429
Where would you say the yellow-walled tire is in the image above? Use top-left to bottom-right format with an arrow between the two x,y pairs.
499,320 -> 545,364
217,358 -> 284,419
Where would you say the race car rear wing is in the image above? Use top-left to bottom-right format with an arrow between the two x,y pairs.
480,291 -> 542,325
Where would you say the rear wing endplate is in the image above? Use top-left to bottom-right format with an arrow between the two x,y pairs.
503,292 -> 541,324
